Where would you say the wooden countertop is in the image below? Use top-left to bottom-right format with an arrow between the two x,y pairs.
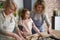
26,30 -> 60,39
50,30 -> 60,39
41,30 -> 60,39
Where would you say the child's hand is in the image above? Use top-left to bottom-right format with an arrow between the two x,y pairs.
22,31 -> 28,37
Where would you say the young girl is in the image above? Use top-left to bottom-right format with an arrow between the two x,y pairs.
18,9 -> 44,40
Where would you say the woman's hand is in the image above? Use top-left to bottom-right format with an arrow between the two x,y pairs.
38,33 -> 44,38
6,32 -> 23,40
47,29 -> 50,34
47,27 -> 51,34
14,33 -> 26,40
13,33 -> 22,40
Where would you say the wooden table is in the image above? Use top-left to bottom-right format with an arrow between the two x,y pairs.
50,30 -> 60,39
26,30 -> 60,40
41,30 -> 60,39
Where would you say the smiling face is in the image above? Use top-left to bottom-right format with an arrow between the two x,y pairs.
21,9 -> 30,20
25,11 -> 30,19
5,7 -> 14,15
34,3 -> 45,13
3,0 -> 16,15
36,5 -> 43,13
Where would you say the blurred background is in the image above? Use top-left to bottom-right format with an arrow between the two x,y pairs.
0,0 -> 60,40
0,0 -> 60,32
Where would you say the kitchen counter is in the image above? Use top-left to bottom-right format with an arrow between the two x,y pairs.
21,29 -> 60,40
50,30 -> 60,39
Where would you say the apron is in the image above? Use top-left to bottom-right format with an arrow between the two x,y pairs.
31,12 -> 45,34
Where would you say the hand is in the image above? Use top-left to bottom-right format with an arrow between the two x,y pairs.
39,34 -> 44,40
22,31 -> 28,37
15,34 -> 26,40
13,34 -> 22,40
47,28 -> 51,34
6,32 -> 23,40
21,37 -> 26,40
38,33 -> 44,38
17,32 -> 26,40
47,30 -> 50,34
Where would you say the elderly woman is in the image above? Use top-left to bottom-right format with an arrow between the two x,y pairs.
31,2 -> 51,34
0,0 -> 25,40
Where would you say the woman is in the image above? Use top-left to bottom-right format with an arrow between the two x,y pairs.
18,9 -> 44,40
31,2 -> 51,34
0,0 -> 25,40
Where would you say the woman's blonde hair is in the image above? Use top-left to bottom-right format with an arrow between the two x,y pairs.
3,0 -> 16,11
33,1 -> 45,13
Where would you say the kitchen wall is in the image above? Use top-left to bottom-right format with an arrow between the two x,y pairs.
14,0 -> 23,10
32,0 -> 37,10
56,0 -> 60,16
44,0 -> 60,31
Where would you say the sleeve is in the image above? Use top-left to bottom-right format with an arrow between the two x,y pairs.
44,14 -> 51,27
30,18 -> 33,23
0,13 -> 7,35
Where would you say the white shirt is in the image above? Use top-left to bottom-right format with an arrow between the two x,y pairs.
19,18 -> 33,34
3,13 -> 15,32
